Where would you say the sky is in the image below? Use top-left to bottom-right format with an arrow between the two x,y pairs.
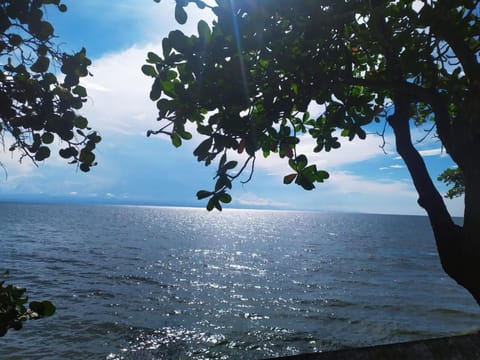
0,0 -> 464,216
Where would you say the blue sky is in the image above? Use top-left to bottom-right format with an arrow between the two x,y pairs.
0,0 -> 464,216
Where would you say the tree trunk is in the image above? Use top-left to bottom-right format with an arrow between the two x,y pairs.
388,97 -> 480,305
464,169 -> 480,247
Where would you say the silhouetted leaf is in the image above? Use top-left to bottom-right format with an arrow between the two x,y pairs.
31,56 -> 49,73
41,133 -> 54,144
34,146 -> 50,161
283,173 -> 297,184
29,301 -> 56,317
171,133 -> 182,147
175,4 -> 188,24
198,20 -> 211,42
142,64 -> 157,77
197,190 -> 213,199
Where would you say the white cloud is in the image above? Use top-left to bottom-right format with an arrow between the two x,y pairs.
79,45 -> 159,136
419,148 -> 446,157
74,1 -> 215,137
298,171 -> 426,215
324,171 -> 415,196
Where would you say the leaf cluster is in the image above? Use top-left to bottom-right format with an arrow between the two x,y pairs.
0,271 -> 56,337
146,0 -> 478,209
437,167 -> 465,199
0,0 -> 100,172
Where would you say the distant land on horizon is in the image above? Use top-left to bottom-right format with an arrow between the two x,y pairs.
0,194 -> 464,220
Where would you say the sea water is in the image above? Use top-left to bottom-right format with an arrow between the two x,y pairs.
0,203 -> 478,359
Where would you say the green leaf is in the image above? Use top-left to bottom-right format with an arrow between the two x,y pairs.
147,51 -> 162,63
156,98 -> 172,116
41,133 -> 54,144
35,146 -> 51,161
162,38 -> 172,57
193,138 -> 213,161
43,72 -> 57,85
59,147 -> 78,159
36,44 -> 48,56
312,169 -> 328,182
357,128 -> 366,140
73,85 -> 87,97
219,193 -> 232,203
284,173 -> 297,184
150,79 -> 162,101
35,21 -> 54,41
198,20 -> 211,42
168,30 -> 190,53
8,34 -> 22,47
74,116 -> 88,129
161,80 -> 176,97
223,161 -> 237,170
31,56 -> 50,73
171,133 -> 182,147
197,190 -> 213,199
180,131 -> 192,140
79,149 -> 95,164
29,301 -> 56,317
175,4 -> 188,24
206,197 -> 215,211
288,158 -> 296,170
296,155 -> 308,170
142,64 -> 157,77
295,174 -> 315,190
219,153 -> 227,168
79,163 -> 91,172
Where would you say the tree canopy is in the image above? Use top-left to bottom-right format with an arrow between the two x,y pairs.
145,0 -> 480,303
0,0 -> 99,336
0,0 -> 100,172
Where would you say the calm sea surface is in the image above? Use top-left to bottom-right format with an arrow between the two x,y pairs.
0,203 -> 478,359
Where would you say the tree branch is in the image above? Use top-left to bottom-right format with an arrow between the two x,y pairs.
387,95 -> 454,230
420,4 -> 480,83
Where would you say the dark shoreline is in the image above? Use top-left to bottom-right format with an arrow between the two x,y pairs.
269,332 -> 480,359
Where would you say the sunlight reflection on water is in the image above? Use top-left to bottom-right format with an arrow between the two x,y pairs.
0,204 -> 477,359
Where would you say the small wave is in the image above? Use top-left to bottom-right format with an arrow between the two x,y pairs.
227,264 -> 256,272
429,307 -> 476,317
111,274 -> 172,288
241,312 -> 270,320
74,288 -> 117,300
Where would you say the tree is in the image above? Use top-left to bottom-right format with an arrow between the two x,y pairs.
1,0 -> 100,172
144,0 -> 479,304
0,0 -> 99,335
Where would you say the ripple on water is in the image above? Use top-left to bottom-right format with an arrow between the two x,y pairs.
106,327 -> 229,360
1,205 -> 478,360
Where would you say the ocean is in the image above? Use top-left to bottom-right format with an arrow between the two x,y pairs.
0,203 -> 478,359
